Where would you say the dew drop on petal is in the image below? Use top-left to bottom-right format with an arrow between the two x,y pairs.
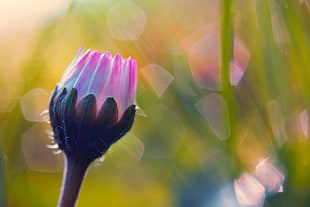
53,150 -> 62,155
300,110 -> 308,138
22,123 -> 63,172
93,156 -> 106,168
40,109 -> 50,123
46,143 -> 59,150
20,88 -> 50,122
136,104 -> 147,117
255,158 -> 285,193
141,64 -> 174,98
195,93 -> 230,140
234,174 -> 266,207
267,100 -> 287,147
97,156 -> 106,162
45,130 -> 54,137
106,1 -> 147,40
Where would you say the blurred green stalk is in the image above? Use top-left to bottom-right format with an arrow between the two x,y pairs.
220,0 -> 242,175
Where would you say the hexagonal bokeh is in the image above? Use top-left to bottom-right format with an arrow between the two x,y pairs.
107,132 -> 145,169
188,31 -> 249,90
106,1 -> 147,40
20,88 -> 50,122
134,103 -> 185,159
267,100 -> 287,147
141,63 -> 174,98
255,158 -> 285,193
195,93 -> 230,141
21,123 -> 63,172
234,174 -> 265,207
300,110 -> 308,137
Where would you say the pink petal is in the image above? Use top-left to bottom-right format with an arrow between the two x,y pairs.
73,51 -> 102,102
58,48 -> 137,119
127,59 -> 137,107
119,57 -> 131,113
59,49 -> 91,89
88,51 -> 113,109
106,54 -> 123,116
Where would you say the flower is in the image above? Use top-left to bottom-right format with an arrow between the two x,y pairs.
49,47 -> 137,162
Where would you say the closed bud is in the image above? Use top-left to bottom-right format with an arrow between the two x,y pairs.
49,47 -> 137,163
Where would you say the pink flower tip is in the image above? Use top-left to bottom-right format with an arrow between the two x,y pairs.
58,47 -> 137,118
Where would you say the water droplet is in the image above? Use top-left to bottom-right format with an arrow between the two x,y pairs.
97,156 -> 106,162
136,104 -> 147,117
53,150 -> 62,155
45,130 -> 54,136
40,109 -> 51,123
46,143 -> 59,149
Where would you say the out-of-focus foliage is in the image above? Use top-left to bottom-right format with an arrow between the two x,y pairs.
1,0 -> 310,206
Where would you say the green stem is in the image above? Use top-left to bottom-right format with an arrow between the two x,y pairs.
58,152 -> 91,207
220,0 -> 242,175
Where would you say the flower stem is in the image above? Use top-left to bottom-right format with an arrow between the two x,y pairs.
220,0 -> 243,176
58,152 -> 91,207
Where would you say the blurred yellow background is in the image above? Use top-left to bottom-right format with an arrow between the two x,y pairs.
1,0 -> 310,206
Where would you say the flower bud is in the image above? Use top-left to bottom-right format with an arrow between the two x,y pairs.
49,47 -> 137,162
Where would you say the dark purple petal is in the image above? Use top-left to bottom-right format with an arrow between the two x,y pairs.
53,88 -> 67,126
76,94 -> 97,144
49,86 -> 59,130
94,97 -> 118,133
63,88 -> 78,149
110,104 -> 136,144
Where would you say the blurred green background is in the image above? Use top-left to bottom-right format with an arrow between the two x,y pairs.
1,0 -> 310,206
